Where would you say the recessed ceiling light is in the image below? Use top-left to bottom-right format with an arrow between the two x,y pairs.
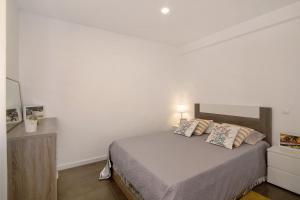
161,7 -> 170,15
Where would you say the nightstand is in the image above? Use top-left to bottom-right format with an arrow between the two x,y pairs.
267,146 -> 300,194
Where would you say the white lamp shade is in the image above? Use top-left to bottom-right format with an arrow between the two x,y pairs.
177,105 -> 187,113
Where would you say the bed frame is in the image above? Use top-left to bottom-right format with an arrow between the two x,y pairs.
112,103 -> 272,200
194,104 -> 272,144
112,170 -> 139,200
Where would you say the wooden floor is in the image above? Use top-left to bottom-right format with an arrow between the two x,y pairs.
253,182 -> 300,200
58,161 -> 300,200
58,161 -> 127,200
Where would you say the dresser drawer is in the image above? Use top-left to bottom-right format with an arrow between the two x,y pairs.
268,151 -> 300,176
268,167 -> 300,194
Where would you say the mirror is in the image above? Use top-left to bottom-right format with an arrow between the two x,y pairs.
6,78 -> 22,132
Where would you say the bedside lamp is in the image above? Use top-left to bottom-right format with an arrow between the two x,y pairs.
177,105 -> 187,125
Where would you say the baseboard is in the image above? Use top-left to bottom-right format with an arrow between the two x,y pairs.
57,155 -> 107,171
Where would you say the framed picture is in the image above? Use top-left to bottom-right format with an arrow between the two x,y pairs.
6,107 -> 22,124
280,133 -> 300,150
24,105 -> 44,120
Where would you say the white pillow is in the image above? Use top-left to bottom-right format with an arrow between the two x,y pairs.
206,124 -> 240,149
244,131 -> 266,145
174,120 -> 199,137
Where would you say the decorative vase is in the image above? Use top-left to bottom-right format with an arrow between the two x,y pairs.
25,119 -> 38,132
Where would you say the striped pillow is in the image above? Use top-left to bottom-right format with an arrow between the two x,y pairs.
193,119 -> 212,135
223,123 -> 254,147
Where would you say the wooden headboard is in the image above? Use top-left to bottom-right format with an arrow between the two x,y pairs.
195,104 -> 272,144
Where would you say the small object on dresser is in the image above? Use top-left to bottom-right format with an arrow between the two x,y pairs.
6,107 -> 22,124
267,146 -> 300,194
24,105 -> 44,120
280,132 -> 300,150
25,115 -> 38,133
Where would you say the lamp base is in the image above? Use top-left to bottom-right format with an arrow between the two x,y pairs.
179,118 -> 188,126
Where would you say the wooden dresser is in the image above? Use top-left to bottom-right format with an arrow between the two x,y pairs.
7,118 -> 58,200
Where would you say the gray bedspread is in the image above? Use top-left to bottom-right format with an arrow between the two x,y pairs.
102,132 -> 269,200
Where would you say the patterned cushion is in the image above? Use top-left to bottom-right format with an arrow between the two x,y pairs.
223,123 -> 254,147
193,119 -> 212,135
206,124 -> 240,149
174,120 -> 199,137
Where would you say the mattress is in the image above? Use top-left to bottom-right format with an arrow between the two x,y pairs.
109,132 -> 269,200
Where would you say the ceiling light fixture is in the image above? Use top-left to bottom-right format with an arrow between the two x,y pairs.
161,7 -> 170,15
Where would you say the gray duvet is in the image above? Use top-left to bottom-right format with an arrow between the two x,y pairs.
102,132 -> 269,200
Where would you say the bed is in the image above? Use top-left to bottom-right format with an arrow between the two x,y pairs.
101,104 -> 272,200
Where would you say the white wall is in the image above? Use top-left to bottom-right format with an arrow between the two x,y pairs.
0,0 -> 7,199
180,14 -> 300,145
19,13 -> 180,169
6,0 -> 19,80
19,3 -> 300,170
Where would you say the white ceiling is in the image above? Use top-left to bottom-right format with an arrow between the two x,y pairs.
17,0 -> 299,46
